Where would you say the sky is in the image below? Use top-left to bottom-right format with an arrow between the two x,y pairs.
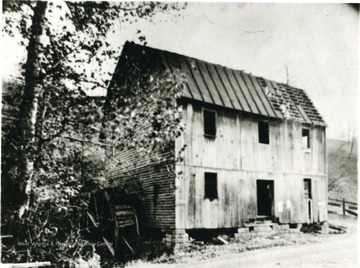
2,3 -> 359,141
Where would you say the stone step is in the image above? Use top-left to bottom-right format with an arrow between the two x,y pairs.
244,221 -> 278,227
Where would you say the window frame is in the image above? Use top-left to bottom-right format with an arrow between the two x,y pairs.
203,109 -> 217,138
204,172 -> 218,201
302,128 -> 311,150
303,178 -> 312,199
258,120 -> 270,144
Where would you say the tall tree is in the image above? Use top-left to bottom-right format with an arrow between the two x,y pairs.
3,0 -> 185,216
14,1 -> 48,218
2,1 -> 185,263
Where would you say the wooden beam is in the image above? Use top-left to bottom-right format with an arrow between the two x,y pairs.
121,235 -> 136,254
1,262 -> 51,267
87,212 -> 99,228
102,236 -> 115,256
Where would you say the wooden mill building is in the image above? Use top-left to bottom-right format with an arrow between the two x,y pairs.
105,42 -> 327,246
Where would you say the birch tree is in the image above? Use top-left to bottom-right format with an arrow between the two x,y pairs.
2,1 -> 185,263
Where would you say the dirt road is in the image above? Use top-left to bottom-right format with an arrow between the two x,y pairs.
139,234 -> 357,268
126,215 -> 357,268
172,234 -> 357,268
173,215 -> 358,268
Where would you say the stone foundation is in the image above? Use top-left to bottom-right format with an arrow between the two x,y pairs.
163,229 -> 190,252
234,223 -> 305,241
161,222 -> 327,253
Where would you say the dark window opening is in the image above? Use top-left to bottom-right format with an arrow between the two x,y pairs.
258,121 -> 269,144
302,129 -> 310,149
304,179 -> 312,199
205,172 -> 218,201
204,110 -> 216,137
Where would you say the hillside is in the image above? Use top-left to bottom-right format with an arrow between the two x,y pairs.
327,138 -> 358,202
327,138 -> 357,157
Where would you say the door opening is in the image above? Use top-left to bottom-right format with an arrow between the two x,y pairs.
257,180 -> 274,216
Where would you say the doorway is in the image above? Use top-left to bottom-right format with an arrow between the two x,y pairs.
256,180 -> 274,216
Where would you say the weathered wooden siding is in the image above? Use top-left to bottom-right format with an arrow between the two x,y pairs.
106,145 -> 176,229
175,102 -> 327,229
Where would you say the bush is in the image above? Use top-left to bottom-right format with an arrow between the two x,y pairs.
1,138 -> 105,265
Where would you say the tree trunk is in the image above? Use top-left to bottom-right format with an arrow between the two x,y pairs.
15,1 -> 48,218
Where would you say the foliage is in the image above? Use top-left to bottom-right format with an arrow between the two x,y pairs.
2,135 -> 104,263
102,64 -> 186,156
2,0 -> 186,264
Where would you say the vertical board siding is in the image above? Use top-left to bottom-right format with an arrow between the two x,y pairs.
175,102 -> 327,229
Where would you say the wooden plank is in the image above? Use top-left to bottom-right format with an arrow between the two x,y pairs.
188,167 -> 196,228
0,235 -> 13,239
121,235 -> 136,254
114,205 -> 133,210
345,209 -> 358,217
87,212 -> 99,228
103,236 -> 115,256
185,103 -> 193,166
1,262 -> 51,268
329,198 -> 357,206
115,211 -> 135,216
116,222 -> 136,228
297,105 -> 312,124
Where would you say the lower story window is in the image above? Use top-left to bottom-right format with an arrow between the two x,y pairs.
205,172 -> 218,201
304,178 -> 312,199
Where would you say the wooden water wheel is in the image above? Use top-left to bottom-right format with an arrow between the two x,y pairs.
86,188 -> 140,259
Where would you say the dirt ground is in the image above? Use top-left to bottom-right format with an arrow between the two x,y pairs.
170,237 -> 356,268
125,213 -> 357,268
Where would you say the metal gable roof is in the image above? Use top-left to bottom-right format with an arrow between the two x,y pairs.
122,42 -> 326,126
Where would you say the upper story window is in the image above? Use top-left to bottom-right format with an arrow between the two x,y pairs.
204,172 -> 218,201
258,121 -> 269,144
204,109 -> 216,137
302,128 -> 310,149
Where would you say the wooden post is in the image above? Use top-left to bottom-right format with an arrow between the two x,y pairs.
342,198 -> 346,217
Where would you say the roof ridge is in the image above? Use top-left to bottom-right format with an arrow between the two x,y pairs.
126,41 -> 297,89
121,41 -> 326,126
